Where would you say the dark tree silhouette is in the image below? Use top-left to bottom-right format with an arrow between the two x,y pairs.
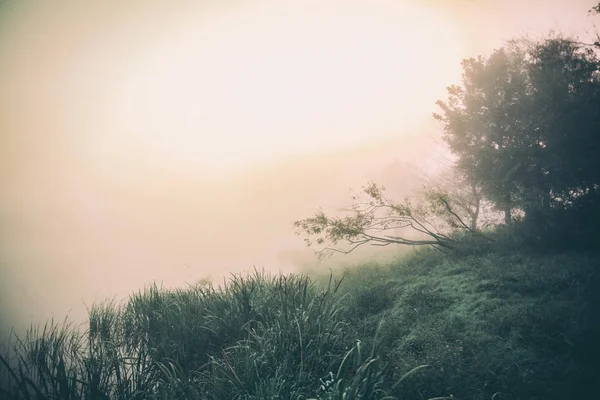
434,36 -> 600,230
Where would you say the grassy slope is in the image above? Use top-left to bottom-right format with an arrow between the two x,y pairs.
328,248 -> 600,399
1,245 -> 599,399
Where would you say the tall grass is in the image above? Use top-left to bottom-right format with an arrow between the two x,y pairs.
3,246 -> 597,399
1,270 -> 418,399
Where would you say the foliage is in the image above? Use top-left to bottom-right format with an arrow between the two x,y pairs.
293,181 -> 479,259
421,166 -> 504,231
2,238 -> 600,400
0,271 -> 411,400
434,35 -> 600,236
309,246 -> 600,400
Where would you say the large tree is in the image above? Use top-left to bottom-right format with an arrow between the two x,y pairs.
434,36 -> 600,226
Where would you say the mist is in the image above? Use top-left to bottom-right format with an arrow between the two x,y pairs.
1,0 -> 597,344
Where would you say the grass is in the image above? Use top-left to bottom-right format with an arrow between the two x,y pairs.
1,241 -> 599,399
323,248 -> 600,399
1,271 -> 412,399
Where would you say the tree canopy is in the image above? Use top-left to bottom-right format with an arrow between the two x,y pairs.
434,37 -> 600,227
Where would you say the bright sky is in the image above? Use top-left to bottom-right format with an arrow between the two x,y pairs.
112,0 -> 463,168
0,0 -> 464,174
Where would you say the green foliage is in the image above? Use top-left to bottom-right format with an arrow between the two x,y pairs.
0,270 -> 403,400
434,35 -> 600,243
318,246 -> 600,400
2,239 -> 599,400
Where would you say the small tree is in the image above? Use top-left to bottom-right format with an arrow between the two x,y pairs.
293,181 -> 482,259
423,165 -> 510,230
422,168 -> 483,232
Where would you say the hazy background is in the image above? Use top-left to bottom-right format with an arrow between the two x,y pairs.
1,0 -> 598,344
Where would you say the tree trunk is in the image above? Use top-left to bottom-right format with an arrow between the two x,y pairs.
504,207 -> 512,225
503,194 -> 512,225
470,182 -> 481,231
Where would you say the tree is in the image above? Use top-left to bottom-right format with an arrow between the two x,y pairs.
293,179 -> 488,259
434,44 -> 533,224
422,167 -> 485,232
434,36 -> 600,228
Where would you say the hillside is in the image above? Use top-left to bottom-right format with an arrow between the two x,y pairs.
1,242 -> 598,400
325,248 -> 600,399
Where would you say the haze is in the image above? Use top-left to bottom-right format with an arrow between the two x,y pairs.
1,0 -> 597,344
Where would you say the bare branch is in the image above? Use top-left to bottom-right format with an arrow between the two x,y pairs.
293,182 -> 459,258
438,196 -> 472,231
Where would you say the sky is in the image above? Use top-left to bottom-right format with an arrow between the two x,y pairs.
1,0 -> 598,343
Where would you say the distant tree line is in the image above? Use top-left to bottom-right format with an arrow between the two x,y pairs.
295,27 -> 600,256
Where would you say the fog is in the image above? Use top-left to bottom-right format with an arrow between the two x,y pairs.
1,0 -> 597,344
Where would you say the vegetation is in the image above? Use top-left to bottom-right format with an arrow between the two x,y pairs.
0,271 -> 407,400
293,181 -> 466,258
421,166 -> 490,232
434,37 -> 600,231
2,243 -> 599,400
319,245 -> 600,400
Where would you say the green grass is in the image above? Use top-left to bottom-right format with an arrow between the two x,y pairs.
322,248 -> 600,400
1,271 -> 411,399
1,243 -> 599,399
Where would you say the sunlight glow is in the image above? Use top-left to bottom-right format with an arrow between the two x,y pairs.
115,0 -> 462,169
